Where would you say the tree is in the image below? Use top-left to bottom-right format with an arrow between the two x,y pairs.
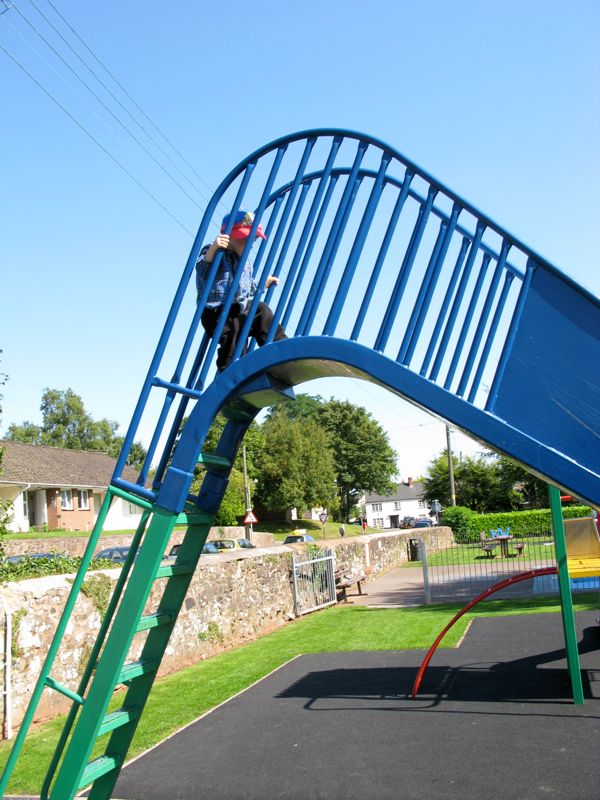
422,449 -> 549,513
7,388 -> 147,469
318,400 -> 397,521
267,393 -> 325,422
254,415 -> 337,516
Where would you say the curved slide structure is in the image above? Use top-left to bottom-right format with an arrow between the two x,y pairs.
2,130 -> 598,799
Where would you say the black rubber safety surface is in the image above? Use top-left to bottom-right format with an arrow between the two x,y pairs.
112,611 -> 600,800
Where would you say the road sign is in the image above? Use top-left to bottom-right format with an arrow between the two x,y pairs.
244,510 -> 258,524
319,513 -> 328,524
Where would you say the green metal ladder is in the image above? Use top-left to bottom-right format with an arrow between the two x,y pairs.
0,447 -> 235,799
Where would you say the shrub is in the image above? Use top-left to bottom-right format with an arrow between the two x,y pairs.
440,506 -> 475,543
442,504 -> 593,542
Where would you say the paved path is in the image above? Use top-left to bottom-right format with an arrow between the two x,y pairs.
112,611 -> 600,800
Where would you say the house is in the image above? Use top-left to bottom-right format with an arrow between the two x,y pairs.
362,478 -> 430,529
0,440 -> 144,533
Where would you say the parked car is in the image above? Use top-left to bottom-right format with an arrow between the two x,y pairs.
212,538 -> 256,551
282,534 -> 315,544
5,552 -> 61,565
93,546 -> 133,563
166,542 -> 220,560
414,517 -> 433,528
400,516 -> 416,528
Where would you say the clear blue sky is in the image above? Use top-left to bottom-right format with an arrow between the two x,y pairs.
1,0 -> 598,478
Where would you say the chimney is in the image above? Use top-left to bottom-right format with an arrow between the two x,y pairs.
407,477 -> 413,487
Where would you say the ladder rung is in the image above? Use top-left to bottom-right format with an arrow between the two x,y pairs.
175,510 -> 212,525
155,563 -> 194,579
136,611 -> 174,632
197,452 -> 231,470
44,676 -> 84,705
118,659 -> 158,685
78,754 -> 121,789
97,707 -> 141,737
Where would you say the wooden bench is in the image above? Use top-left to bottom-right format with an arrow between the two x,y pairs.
335,571 -> 367,602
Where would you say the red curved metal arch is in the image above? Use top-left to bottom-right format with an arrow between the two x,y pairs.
411,566 -> 558,699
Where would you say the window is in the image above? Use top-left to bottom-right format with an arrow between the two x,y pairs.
22,492 -> 29,517
394,502 -> 402,510
61,489 -> 73,510
78,489 -> 89,510
371,502 -> 382,512
373,517 -> 385,528
123,500 -> 140,516
418,499 -> 428,509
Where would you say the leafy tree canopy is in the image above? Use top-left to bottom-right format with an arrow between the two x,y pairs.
254,414 -> 338,516
318,399 -> 397,521
422,448 -> 550,513
6,387 -> 147,470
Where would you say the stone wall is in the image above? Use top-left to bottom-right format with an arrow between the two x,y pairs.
3,526 -> 255,558
0,527 -> 452,734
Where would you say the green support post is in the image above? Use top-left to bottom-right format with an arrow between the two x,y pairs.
548,484 -> 584,704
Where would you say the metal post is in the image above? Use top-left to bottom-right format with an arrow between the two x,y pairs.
242,446 -> 253,537
446,425 -> 456,506
548,484 -> 584,704
418,539 -> 431,605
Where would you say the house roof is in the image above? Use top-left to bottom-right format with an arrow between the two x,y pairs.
0,440 -> 140,489
365,481 -> 425,503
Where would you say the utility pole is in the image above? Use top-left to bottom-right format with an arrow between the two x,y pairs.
242,445 -> 253,537
446,424 -> 456,506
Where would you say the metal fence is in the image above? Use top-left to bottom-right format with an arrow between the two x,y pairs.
291,549 -> 336,616
418,530 -> 561,603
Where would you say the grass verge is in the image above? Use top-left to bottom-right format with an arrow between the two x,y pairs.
0,594 -> 596,793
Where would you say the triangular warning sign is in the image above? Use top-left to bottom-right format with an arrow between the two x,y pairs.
244,510 -> 258,524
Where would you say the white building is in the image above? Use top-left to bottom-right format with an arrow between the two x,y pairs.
362,478 -> 430,529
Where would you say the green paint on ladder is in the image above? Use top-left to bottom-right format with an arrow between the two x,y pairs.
548,484 -> 584,704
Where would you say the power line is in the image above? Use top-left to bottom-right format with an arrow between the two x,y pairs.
9,1 -> 208,212
0,39 -> 195,235
40,0 -> 222,206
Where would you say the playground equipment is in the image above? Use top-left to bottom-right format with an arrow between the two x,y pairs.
412,503 -> 600,701
1,129 -> 599,798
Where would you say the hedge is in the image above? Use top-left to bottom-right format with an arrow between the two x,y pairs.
442,505 -> 593,544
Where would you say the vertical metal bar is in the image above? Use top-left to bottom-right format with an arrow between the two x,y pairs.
456,245 -> 508,397
297,140 -> 369,336
428,222 -> 486,382
485,258 -> 534,412
548,484 -> 584,704
374,186 -> 438,353
291,557 -> 300,616
275,138 -> 343,330
467,271 -> 514,404
443,252 -> 491,391
286,175 -> 340,332
420,236 -> 470,377
323,152 -> 392,335
399,204 -> 460,365
419,539 -> 431,605
351,170 -> 415,341
396,220 -> 448,364
260,137 -> 317,288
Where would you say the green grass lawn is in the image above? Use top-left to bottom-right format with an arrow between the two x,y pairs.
1,593 -> 596,794
254,519 -> 369,541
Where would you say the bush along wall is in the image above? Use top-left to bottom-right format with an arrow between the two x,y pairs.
443,505 -> 593,544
